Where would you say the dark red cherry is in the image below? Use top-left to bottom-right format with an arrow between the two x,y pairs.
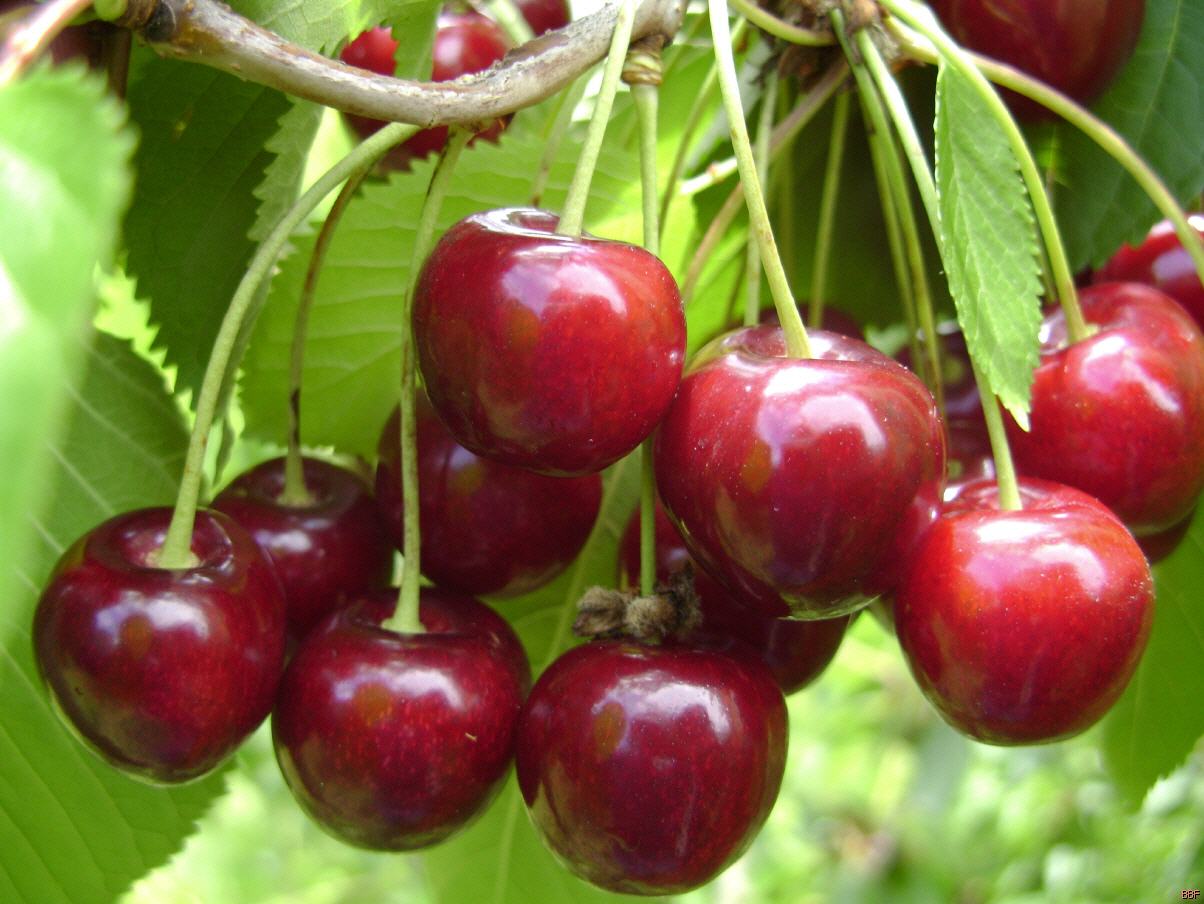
514,0 -> 571,35
1005,282 -> 1204,536
618,505 -> 847,694
213,457 -> 394,641
1094,214 -> 1204,328
374,398 -> 602,597
414,207 -> 686,476
273,589 -> 529,850
928,0 -> 1145,120
895,478 -> 1154,744
515,640 -> 786,895
32,508 -> 286,783
653,325 -> 945,619
339,13 -> 509,159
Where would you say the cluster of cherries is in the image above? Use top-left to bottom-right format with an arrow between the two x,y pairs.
29,0 -> 1204,895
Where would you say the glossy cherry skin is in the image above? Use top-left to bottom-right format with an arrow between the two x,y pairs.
1094,214 -> 1204,328
414,208 -> 687,476
212,457 -> 394,641
618,505 -> 848,694
929,0 -> 1144,120
375,398 -> 602,596
654,325 -> 945,619
515,640 -> 787,895
896,478 -> 1154,744
339,13 -> 509,158
32,508 -> 286,783
273,589 -> 530,850
1005,282 -> 1204,536
514,0 -> 571,35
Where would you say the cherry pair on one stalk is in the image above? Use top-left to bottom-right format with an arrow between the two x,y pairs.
653,324 -> 946,620
414,207 -> 687,477
896,478 -> 1155,744
33,508 -> 287,783
273,589 -> 530,849
374,395 -> 602,597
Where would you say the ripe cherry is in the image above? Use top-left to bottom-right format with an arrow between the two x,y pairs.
33,508 -> 286,783
653,325 -> 945,619
515,640 -> 786,894
1005,282 -> 1204,536
895,478 -> 1154,744
1094,214 -> 1204,328
273,589 -> 529,850
213,456 -> 394,641
514,0 -> 571,35
374,397 -> 602,597
928,0 -> 1145,120
414,208 -> 686,476
340,12 -> 510,159
618,505 -> 848,694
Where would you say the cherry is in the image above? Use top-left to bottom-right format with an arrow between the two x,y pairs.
514,640 -> 787,894
414,207 -> 686,476
514,0 -> 571,35
895,478 -> 1154,744
1094,214 -> 1204,328
273,588 -> 529,850
32,508 -> 286,783
928,0 -> 1145,120
212,456 -> 394,641
653,325 -> 945,619
759,304 -> 864,340
1005,282 -> 1204,536
374,397 -> 602,597
339,12 -> 510,160
618,504 -> 848,694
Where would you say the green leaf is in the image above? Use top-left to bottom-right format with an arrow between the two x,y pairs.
249,101 -> 324,244
1053,0 -> 1204,269
1100,507 -> 1204,805
934,62 -> 1043,424
240,108 -> 638,455
3,333 -> 226,904
230,0 -> 436,54
423,457 -> 642,904
123,62 -> 290,396
0,66 -> 133,627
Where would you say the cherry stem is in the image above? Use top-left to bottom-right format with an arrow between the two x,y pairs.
153,120 -> 419,570
630,60 -> 662,597
879,0 -> 1089,344
385,127 -> 472,635
889,22 -> 1204,291
973,360 -> 1023,511
809,89 -> 850,327
481,0 -> 535,45
709,0 -> 809,357
530,79 -> 587,207
279,165 -> 371,507
729,0 -> 832,46
850,25 -> 944,412
744,70 -> 777,326
0,0 -> 94,84
556,0 -> 638,236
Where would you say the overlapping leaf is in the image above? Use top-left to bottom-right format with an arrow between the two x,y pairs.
1053,0 -> 1204,269
934,63 -> 1043,424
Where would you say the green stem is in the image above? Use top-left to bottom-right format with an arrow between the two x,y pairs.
154,120 -> 418,569
530,79 -> 587,207
383,127 -> 472,635
709,0 -> 809,357
280,165 -> 370,507
879,0 -> 1089,342
973,360 -> 1023,511
556,0 -> 638,237
745,71 -> 777,326
633,80 -> 660,598
809,90 -> 849,326
852,25 -> 944,414
483,0 -> 535,45
729,0 -> 833,46
889,20 -> 1204,288
658,49 -> 723,234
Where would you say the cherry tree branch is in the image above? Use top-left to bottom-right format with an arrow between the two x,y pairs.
115,0 -> 685,127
